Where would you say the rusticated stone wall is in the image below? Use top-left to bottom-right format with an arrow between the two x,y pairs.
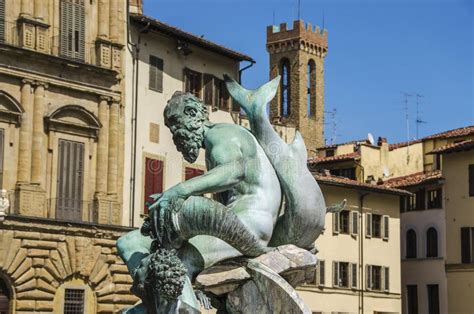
0,215 -> 137,313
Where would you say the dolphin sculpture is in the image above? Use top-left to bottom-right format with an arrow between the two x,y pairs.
224,75 -> 327,248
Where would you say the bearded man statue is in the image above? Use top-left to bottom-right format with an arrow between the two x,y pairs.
117,76 -> 329,314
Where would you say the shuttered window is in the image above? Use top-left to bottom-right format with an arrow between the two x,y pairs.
0,0 -> 5,43
406,285 -> 418,314
0,129 -> 3,189
60,0 -> 85,61
469,164 -> 474,197
149,55 -> 163,92
333,212 -> 340,234
333,261 -> 349,288
351,211 -> 359,236
461,227 -> 473,263
56,140 -> 84,221
317,260 -> 325,286
184,68 -> 202,98
203,74 -> 213,106
427,284 -> 440,314
144,157 -> 164,214
383,215 -> 390,240
351,263 -> 357,289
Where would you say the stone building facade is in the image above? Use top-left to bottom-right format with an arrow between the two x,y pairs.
267,20 -> 327,152
0,0 -> 135,312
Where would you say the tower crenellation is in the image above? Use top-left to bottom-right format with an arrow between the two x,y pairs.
266,20 -> 328,153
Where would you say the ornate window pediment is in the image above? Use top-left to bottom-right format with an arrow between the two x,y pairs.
0,91 -> 23,126
45,105 -> 101,139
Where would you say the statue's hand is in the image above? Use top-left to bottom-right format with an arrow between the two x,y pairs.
148,186 -> 186,214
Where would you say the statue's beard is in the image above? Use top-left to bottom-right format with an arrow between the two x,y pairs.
172,125 -> 204,163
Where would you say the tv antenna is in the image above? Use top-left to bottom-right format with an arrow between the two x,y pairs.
403,92 -> 413,163
325,108 -> 338,145
415,94 -> 427,139
297,0 -> 301,20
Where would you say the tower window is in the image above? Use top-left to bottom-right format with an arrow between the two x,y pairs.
280,59 -> 290,117
307,59 -> 316,117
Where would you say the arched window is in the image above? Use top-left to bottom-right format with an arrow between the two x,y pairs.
307,60 -> 316,117
426,227 -> 438,257
280,59 -> 291,117
406,229 -> 417,258
0,277 -> 11,314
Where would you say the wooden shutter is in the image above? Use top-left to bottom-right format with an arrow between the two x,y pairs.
461,227 -> 472,263
60,0 -> 85,60
366,265 -> 372,290
351,211 -> 358,236
0,0 -> 5,43
469,164 -> 474,197
332,261 -> 339,287
144,158 -> 164,214
383,267 -> 389,292
333,212 -> 340,234
366,213 -> 372,238
0,129 -> 3,189
56,140 -> 84,221
149,56 -> 163,92
318,260 -> 325,286
203,74 -> 213,106
351,263 -> 357,289
383,215 -> 390,240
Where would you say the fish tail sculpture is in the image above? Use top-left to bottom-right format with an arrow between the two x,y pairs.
224,75 -> 327,249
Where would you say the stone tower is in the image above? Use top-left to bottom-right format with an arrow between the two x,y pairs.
266,20 -> 328,151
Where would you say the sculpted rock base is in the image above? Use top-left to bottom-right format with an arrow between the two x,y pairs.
195,245 -> 315,314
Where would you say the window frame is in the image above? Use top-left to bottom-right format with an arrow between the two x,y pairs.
280,58 -> 291,117
427,284 -> 440,314
427,188 -> 442,209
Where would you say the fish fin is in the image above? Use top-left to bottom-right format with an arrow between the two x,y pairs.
289,131 -> 308,162
224,74 -> 280,117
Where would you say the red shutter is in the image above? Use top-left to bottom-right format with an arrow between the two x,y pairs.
144,158 -> 164,214
185,167 -> 204,181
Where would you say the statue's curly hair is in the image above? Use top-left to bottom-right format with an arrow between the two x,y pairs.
164,91 -> 209,128
145,248 -> 187,300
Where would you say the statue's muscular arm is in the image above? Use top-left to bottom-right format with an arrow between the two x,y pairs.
149,131 -> 245,211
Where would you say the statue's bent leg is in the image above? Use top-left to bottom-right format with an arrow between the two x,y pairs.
169,196 -> 270,258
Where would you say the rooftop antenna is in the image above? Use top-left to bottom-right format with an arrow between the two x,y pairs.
403,92 -> 413,163
273,9 -> 275,25
322,10 -> 325,31
324,108 -> 338,145
297,0 -> 301,20
415,93 -> 426,139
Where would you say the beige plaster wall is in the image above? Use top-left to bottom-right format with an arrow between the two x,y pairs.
300,185 -> 402,313
123,27 -> 241,227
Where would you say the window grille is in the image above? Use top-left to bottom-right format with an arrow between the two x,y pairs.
64,289 -> 84,314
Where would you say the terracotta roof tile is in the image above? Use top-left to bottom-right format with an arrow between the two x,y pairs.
308,152 -> 360,164
130,14 -> 254,62
428,139 -> 474,155
388,139 -> 422,151
423,125 -> 474,140
383,171 -> 443,188
314,174 -> 412,196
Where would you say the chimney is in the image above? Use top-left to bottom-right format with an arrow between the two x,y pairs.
377,137 -> 387,146
129,0 -> 143,14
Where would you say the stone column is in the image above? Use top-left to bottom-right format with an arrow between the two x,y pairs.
109,0 -> 118,42
107,100 -> 119,195
34,0 -> 43,20
98,0 -> 110,39
31,81 -> 48,185
17,79 -> 34,183
20,0 -> 33,17
96,96 -> 110,194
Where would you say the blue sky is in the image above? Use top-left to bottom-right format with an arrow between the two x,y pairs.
143,0 -> 473,145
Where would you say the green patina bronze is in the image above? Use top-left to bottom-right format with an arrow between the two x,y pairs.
117,77 -> 332,313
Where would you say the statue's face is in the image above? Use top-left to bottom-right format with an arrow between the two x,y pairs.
164,92 -> 209,163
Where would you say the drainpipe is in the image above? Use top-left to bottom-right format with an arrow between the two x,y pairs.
359,192 -> 369,314
128,10 -> 150,227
